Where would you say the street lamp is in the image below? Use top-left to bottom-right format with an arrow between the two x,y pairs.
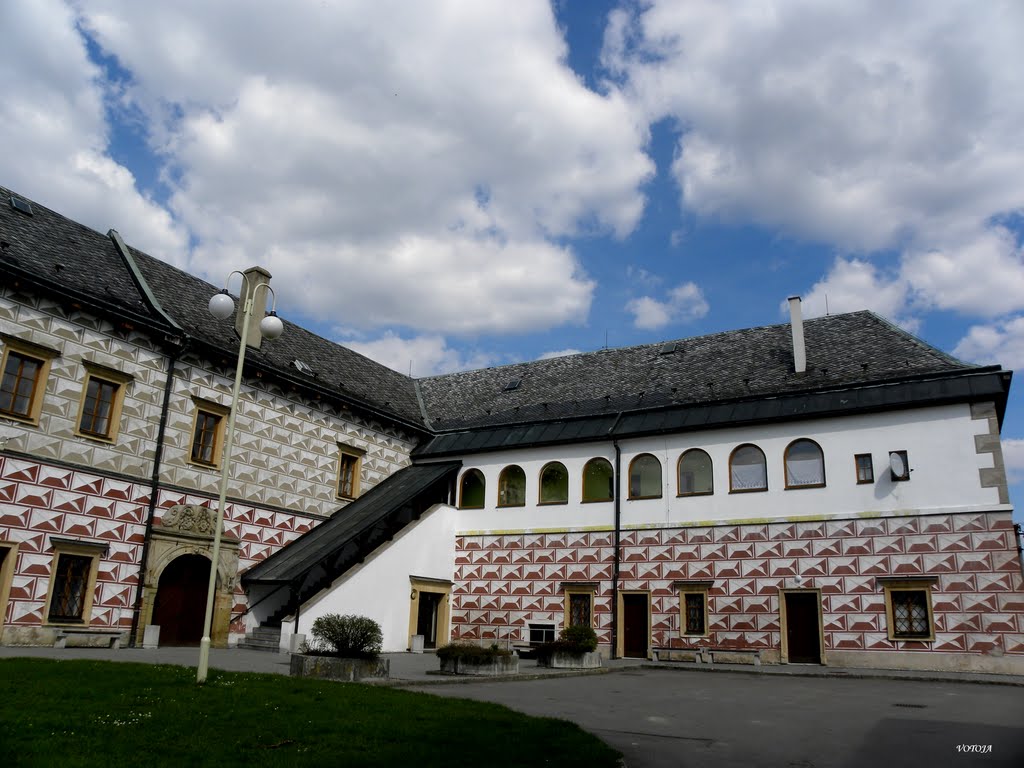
197,269 -> 283,684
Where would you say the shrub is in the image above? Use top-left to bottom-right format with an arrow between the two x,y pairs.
536,625 -> 598,661
435,642 -> 513,664
308,614 -> 382,659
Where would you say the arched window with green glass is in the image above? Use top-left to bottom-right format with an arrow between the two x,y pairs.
539,461 -> 569,504
497,465 -> 526,507
582,457 -> 614,502
459,469 -> 486,509
628,453 -> 662,499
678,449 -> 713,496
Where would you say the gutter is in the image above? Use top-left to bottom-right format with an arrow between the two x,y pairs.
607,411 -> 625,660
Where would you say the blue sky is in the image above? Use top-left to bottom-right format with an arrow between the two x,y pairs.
1,0 -> 1022,514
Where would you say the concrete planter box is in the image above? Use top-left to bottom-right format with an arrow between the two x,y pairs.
439,654 -> 519,676
537,650 -> 602,669
289,654 -> 390,682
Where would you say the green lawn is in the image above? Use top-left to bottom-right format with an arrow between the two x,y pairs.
1,659 -> 620,767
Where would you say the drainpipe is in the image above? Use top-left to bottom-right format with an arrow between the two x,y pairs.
128,340 -> 184,646
607,411 -> 625,660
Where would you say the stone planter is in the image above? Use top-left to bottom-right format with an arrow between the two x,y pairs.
289,653 -> 390,682
439,653 -> 519,676
537,650 -> 602,669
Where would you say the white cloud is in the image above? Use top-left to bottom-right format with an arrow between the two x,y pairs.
341,332 -> 495,377
0,0 -> 187,262
1002,438 -> 1024,486
953,316 -> 1024,371
70,0 -> 654,335
606,1 -> 1024,256
626,281 -> 709,330
902,227 -> 1024,317
800,258 -> 914,327
537,348 -> 583,360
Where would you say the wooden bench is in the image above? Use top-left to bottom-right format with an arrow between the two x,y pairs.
652,646 -> 762,667
53,627 -> 125,649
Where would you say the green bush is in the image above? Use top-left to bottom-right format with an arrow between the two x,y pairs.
436,642 -> 513,663
308,614 -> 382,659
536,625 -> 598,660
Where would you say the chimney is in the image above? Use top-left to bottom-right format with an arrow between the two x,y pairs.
788,296 -> 806,374
237,266 -> 273,350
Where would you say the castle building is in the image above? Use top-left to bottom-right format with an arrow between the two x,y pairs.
1,185 -> 1021,673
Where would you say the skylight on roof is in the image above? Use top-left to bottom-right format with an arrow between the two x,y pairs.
659,342 -> 680,355
292,359 -> 315,376
503,379 -> 521,392
10,196 -> 33,216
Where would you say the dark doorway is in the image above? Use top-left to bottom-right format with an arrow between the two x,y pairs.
785,591 -> 822,663
416,591 -> 442,649
152,554 -> 211,646
622,593 -> 649,658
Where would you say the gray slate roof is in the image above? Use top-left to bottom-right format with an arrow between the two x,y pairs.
0,186 -> 426,430
417,312 -> 977,432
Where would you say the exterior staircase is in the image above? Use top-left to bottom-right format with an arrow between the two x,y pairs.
237,622 -> 282,652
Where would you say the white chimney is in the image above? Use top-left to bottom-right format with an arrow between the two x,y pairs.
237,266 -> 273,350
788,296 -> 806,374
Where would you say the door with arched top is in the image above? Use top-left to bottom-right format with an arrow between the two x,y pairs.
152,554 -> 211,646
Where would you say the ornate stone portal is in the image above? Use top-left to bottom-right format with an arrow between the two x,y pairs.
136,504 -> 240,647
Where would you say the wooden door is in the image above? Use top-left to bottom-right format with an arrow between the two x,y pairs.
152,554 -> 210,646
416,591 -> 441,648
785,591 -> 821,663
622,593 -> 649,658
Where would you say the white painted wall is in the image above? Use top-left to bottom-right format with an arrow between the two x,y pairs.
437,403 -> 1005,535
291,503 -> 458,652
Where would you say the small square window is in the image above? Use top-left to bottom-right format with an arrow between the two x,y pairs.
855,454 -> 874,484
188,398 -> 229,468
528,622 -> 555,646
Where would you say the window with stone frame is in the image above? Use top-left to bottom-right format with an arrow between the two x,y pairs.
75,363 -> 133,442
0,335 -> 59,425
44,539 -> 106,625
337,445 -> 365,500
189,398 -> 229,467
563,583 -> 597,629
880,577 -> 936,641
675,580 -> 712,636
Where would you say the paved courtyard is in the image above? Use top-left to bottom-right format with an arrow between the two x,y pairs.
413,668 -> 1024,768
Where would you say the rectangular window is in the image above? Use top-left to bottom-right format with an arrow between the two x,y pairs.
0,335 -> 59,425
880,578 -> 935,642
675,580 -> 712,637
563,583 -> 597,629
528,622 -> 556,645
75,363 -> 132,442
188,398 -> 229,468
48,554 -> 93,622
336,444 -> 365,500
855,454 -> 874,484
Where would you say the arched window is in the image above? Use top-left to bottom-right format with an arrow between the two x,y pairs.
678,449 -> 713,496
582,457 -> 614,502
628,454 -> 662,499
730,444 -> 767,492
459,469 -> 485,508
539,462 -> 569,504
497,465 -> 526,507
785,439 -> 825,488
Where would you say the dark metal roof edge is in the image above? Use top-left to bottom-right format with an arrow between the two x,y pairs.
414,370 -> 1010,458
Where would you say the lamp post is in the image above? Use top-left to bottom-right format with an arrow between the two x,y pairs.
197,270 -> 283,684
